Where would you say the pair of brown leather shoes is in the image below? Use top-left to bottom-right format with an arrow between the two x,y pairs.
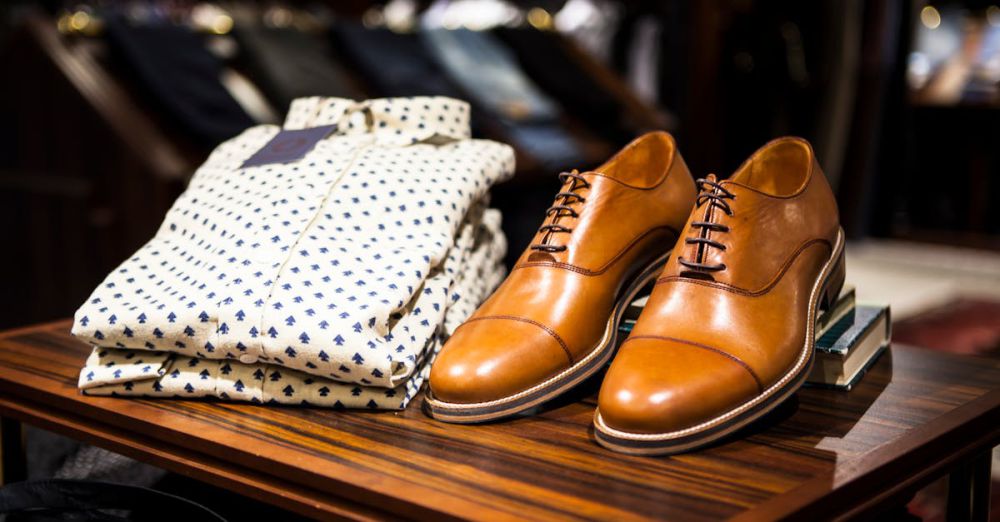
424,132 -> 845,456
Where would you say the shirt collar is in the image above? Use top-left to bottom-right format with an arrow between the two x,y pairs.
283,96 -> 472,146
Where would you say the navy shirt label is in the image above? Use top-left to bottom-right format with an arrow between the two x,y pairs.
241,124 -> 338,168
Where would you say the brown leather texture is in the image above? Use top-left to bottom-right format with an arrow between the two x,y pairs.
430,131 -> 697,404
598,137 -> 842,434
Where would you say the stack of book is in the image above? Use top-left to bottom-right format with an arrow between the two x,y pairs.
619,285 -> 891,390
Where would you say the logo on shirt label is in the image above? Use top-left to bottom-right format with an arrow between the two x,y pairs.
241,124 -> 339,168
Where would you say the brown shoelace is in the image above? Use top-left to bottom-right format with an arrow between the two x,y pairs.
530,170 -> 590,253
678,176 -> 735,272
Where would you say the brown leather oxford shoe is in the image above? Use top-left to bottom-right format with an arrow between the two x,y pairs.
594,137 -> 845,455
425,131 -> 697,422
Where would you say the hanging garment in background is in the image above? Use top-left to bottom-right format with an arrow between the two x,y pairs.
329,25 -> 492,151
421,28 -> 584,170
73,96 -> 515,409
104,15 -> 256,147
493,27 -> 633,144
234,25 -> 365,113
623,15 -> 662,106
330,23 -> 467,101
328,23 -> 497,157
553,0 -> 624,64
332,23 -> 583,171
420,28 -> 560,123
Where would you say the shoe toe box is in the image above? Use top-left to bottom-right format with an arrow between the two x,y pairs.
597,337 -> 761,434
430,317 -> 573,404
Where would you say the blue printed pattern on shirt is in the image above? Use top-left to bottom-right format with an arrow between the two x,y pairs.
72,96 -> 514,409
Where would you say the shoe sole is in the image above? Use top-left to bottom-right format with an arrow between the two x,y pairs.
593,228 -> 846,455
423,250 -> 672,424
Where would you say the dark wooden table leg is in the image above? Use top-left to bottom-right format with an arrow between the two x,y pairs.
947,450 -> 992,522
0,416 -> 26,485
969,450 -> 992,522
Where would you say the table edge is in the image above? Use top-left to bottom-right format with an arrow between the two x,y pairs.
733,387 -> 1000,521
3,322 -> 999,521
0,393 -> 444,522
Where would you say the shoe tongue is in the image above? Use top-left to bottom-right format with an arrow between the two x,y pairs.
705,173 -> 718,184
527,251 -> 557,262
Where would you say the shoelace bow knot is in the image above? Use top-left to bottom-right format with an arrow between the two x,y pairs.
530,170 -> 591,253
678,175 -> 736,273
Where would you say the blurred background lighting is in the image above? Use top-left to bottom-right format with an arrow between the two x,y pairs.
921,5 -> 942,29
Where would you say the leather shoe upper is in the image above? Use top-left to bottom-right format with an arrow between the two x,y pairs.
431,131 -> 697,405
598,137 -> 842,434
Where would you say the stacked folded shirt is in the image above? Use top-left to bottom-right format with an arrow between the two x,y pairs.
72,96 -> 515,409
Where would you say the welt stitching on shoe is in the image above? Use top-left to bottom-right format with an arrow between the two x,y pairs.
623,335 -> 764,392
514,225 -> 679,276
458,315 -> 574,363
657,238 -> 832,296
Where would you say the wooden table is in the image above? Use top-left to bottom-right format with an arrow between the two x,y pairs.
0,320 -> 996,521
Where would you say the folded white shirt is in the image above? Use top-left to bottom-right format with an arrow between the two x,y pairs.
78,206 -> 505,409
72,96 -> 514,408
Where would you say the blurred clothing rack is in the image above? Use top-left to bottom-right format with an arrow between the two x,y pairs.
0,12 -> 197,329
0,3 -> 673,328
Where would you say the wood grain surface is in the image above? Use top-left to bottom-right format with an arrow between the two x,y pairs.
0,320 -> 997,521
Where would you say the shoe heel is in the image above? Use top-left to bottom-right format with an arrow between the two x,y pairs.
819,248 -> 846,312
